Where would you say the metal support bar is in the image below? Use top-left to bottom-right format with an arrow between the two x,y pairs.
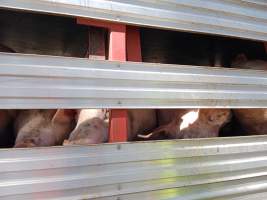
108,24 -> 128,142
78,18 -> 128,142
126,26 -> 142,62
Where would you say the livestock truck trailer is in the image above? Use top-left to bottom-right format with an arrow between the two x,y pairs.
0,0 -> 267,199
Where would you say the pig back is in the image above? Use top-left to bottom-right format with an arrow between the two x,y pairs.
231,56 -> 267,135
157,109 -> 194,126
13,109 -> 71,147
14,110 -> 57,136
233,109 -> 267,135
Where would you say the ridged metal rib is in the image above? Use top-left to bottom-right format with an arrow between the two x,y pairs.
1,53 -> 267,108
0,0 -> 267,41
1,135 -> 267,199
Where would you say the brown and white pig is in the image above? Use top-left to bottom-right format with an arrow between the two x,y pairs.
139,109 -> 231,139
14,109 -> 76,148
63,109 -> 157,145
231,54 -> 267,135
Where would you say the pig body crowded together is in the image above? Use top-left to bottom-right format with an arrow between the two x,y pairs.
2,105 -> 267,148
0,108 -> 236,147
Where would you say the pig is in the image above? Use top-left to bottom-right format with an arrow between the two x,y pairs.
231,54 -> 267,135
139,109 -> 231,139
63,109 -> 109,145
63,109 -> 157,145
14,109 -> 76,148
233,109 -> 267,135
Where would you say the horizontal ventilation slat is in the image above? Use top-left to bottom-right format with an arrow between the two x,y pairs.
0,0 -> 267,41
0,53 -> 267,108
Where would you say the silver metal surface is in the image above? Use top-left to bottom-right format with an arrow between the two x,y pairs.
0,0 -> 267,41
1,53 -> 267,108
0,135 -> 267,199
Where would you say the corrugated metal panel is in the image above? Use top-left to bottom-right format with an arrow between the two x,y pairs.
0,135 -> 267,199
1,52 -> 267,108
0,0 -> 267,41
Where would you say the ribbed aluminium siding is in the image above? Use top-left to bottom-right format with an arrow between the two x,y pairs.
1,53 -> 267,108
0,1 -> 267,199
1,135 -> 267,199
0,0 -> 267,41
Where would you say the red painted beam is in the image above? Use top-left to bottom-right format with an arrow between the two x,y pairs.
127,26 -> 142,62
108,109 -> 128,142
77,18 -> 123,31
108,26 -> 143,143
77,17 -> 128,142
108,23 -> 128,142
108,25 -> 126,61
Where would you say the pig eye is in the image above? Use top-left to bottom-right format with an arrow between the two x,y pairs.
86,123 -> 91,127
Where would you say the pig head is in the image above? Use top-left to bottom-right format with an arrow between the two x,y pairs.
63,109 -> 109,145
14,109 -> 75,148
139,109 -> 231,139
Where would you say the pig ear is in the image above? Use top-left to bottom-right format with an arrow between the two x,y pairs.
52,109 -> 77,124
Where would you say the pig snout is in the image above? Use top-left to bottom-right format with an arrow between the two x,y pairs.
14,139 -> 37,148
14,143 -> 36,148
63,138 -> 100,146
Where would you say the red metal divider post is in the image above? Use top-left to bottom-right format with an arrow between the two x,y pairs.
77,18 -> 142,142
